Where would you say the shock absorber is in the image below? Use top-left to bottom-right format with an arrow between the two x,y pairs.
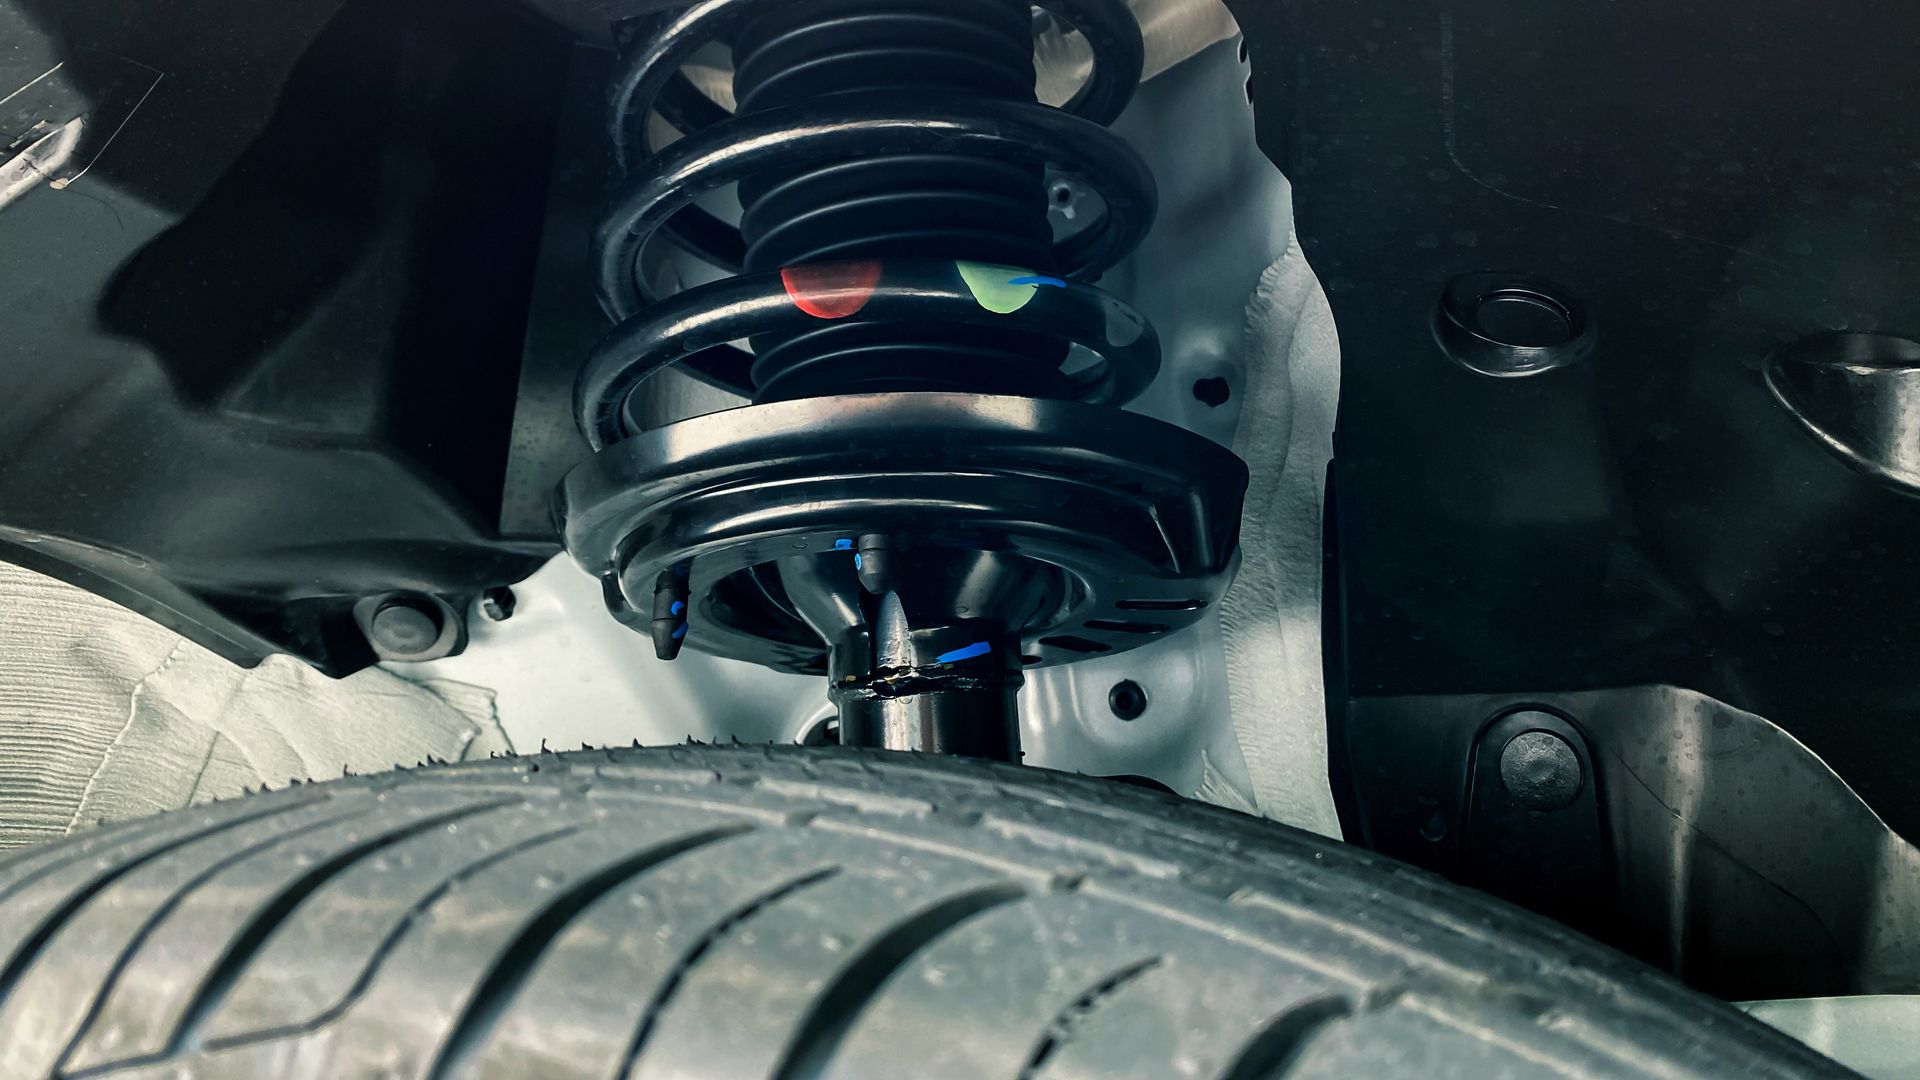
560,0 -> 1249,760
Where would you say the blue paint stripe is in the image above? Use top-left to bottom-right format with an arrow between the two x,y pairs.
834,538 -> 855,551
670,601 -> 685,616
671,623 -> 688,641
935,641 -> 993,664
1008,275 -> 1067,288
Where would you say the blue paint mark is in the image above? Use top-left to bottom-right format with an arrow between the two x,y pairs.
854,553 -> 863,570
670,601 -> 685,616
935,641 -> 993,664
671,623 -> 688,641
834,538 -> 854,551
1008,275 -> 1067,288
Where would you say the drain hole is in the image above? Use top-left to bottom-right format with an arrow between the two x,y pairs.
1108,680 -> 1148,720
1192,377 -> 1231,407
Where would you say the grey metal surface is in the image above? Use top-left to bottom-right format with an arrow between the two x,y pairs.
1742,996 -> 1920,1080
1,54 -> 160,212
836,683 -> 1023,757
831,588 -> 1025,758
0,115 -> 77,210
1597,687 -> 1920,993
1349,686 -> 1920,996
1766,333 -> 1920,496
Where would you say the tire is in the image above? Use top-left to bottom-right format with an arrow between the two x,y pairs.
0,745 -> 1847,1080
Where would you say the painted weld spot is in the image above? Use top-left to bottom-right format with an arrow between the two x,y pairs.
782,261 -> 883,319
935,641 -> 993,664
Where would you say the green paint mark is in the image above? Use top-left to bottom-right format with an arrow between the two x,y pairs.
958,261 -> 1041,314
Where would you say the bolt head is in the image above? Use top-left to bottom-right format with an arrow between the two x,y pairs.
370,599 -> 443,656
1499,729 -> 1584,811
480,586 -> 517,622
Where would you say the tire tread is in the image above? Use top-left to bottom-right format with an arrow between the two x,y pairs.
0,747 -> 1851,1080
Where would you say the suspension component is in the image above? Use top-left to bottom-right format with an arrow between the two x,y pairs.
559,0 -> 1249,760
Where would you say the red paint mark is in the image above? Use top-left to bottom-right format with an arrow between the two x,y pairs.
782,261 -> 883,319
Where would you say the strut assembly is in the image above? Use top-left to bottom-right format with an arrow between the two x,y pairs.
558,0 -> 1249,760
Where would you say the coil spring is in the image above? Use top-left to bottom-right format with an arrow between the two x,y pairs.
576,0 -> 1162,450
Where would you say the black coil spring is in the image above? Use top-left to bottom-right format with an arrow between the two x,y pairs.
579,0 -> 1158,445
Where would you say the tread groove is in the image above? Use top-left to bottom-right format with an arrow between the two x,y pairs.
1219,995 -> 1352,1080
50,804 -> 383,1075
0,811 -> 197,907
770,884 -> 1029,1080
616,866 -> 846,1078
424,824 -> 756,1079
0,795 -> 329,1017
151,797 -> 522,1062
185,824 -> 587,1056
1016,957 -> 1163,1080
